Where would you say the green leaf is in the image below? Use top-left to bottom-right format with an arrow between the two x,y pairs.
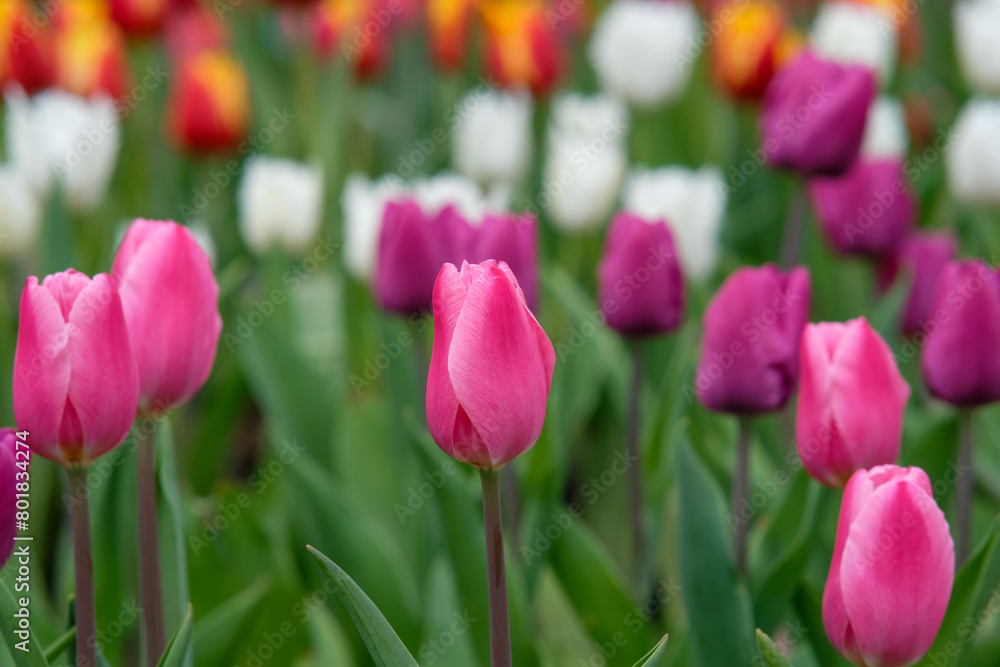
419,557 -> 480,667
632,635 -> 669,667
42,628 -> 75,663
676,436 -> 754,666
755,629 -> 792,667
307,607 -> 356,667
0,580 -> 50,667
192,577 -> 270,666
157,604 -> 194,667
307,546 -> 419,667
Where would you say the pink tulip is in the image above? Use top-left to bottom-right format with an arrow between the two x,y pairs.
597,212 -> 684,337
824,465 -> 954,667
796,318 -> 909,487
0,428 -> 19,569
465,213 -> 539,312
112,220 -> 222,416
375,200 -> 451,315
893,232 -> 957,337
13,270 -> 139,467
696,264 -> 811,415
761,50 -> 875,176
426,260 -> 555,469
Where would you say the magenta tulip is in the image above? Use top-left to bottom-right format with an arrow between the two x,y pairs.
375,200 -> 451,315
597,212 -> 684,337
696,264 -> 811,415
465,213 -> 539,312
761,50 -> 875,176
13,270 -> 139,467
809,159 -> 916,257
796,318 -> 909,487
112,220 -> 222,416
823,465 -> 954,667
0,428 -> 19,569
891,232 -> 957,337
426,260 -> 555,469
921,260 -> 1000,407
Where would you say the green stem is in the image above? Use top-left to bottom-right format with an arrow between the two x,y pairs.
68,466 -> 96,667
479,469 -> 512,667
780,183 -> 806,268
732,418 -> 752,577
958,411 -> 974,565
138,426 -> 166,665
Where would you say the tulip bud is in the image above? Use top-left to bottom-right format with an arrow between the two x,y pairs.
598,213 -> 684,337
452,88 -> 533,187
946,100 -> 1000,206
622,166 -> 727,281
543,93 -> 628,232
0,0 -> 57,94
760,50 -> 875,176
823,465 -> 954,667
112,220 -> 222,416
375,200 -> 450,315
237,156 -> 324,256
427,260 -> 555,469
0,166 -> 41,258
168,50 -> 250,153
697,264 -> 811,415
109,0 -> 168,35
13,270 -> 139,467
954,0 -> 1000,94
891,231 -> 957,337
0,428 -> 20,569
483,0 -> 564,96
809,158 -> 915,258
921,260 -> 1000,407
810,1 -> 897,83
465,213 -> 539,312
796,318 -> 908,486
711,0 -> 787,101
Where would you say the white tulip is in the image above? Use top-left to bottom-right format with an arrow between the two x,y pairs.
452,88 -> 533,186
543,93 -> 629,232
587,0 -> 700,109
862,96 -> 909,159
954,0 -> 1000,93
946,99 -> 1000,206
412,171 -> 509,223
0,166 -> 40,258
623,166 -> 727,281
341,173 -> 406,280
5,88 -> 120,213
810,2 -> 898,84
237,156 -> 324,255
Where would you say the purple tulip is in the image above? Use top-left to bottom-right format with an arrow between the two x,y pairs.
465,213 -> 539,312
921,260 -> 1000,407
892,232 -> 957,337
375,200 -> 450,315
0,428 -> 20,570
597,212 -> 684,337
809,159 -> 916,257
761,50 -> 875,176
696,264 -> 811,415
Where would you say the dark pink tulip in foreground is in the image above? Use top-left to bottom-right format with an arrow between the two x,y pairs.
13,270 -> 139,467
427,260 -> 555,469
0,428 -> 18,569
598,212 -> 684,337
696,264 -> 811,415
796,318 -> 909,487
761,51 -> 875,176
113,220 -> 222,415
809,159 -> 916,257
892,231 -> 957,337
466,213 -> 539,312
824,465 -> 954,667
921,260 -> 1000,407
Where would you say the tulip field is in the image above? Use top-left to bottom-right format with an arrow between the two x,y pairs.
3,0 -> 1000,665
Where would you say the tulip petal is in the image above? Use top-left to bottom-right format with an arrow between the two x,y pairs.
447,264 -> 554,467
840,478 -> 954,666
65,274 -> 139,463
13,278 -> 71,464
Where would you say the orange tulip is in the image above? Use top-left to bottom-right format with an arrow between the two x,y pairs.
168,50 -> 250,152
428,0 -> 472,70
55,0 -> 129,98
0,0 -> 57,94
711,0 -> 787,101
313,0 -> 394,79
481,0 -> 564,96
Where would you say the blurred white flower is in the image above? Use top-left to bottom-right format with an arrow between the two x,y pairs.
954,0 -> 1000,93
238,156 -> 324,255
862,96 -> 909,159
587,0 -> 700,109
188,223 -> 218,266
543,93 -> 629,232
623,166 -> 727,281
5,88 -> 120,213
810,2 -> 898,83
412,172 -> 510,223
0,166 -> 40,258
946,99 -> 1000,206
453,88 -> 533,186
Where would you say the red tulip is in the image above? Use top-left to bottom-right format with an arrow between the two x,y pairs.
313,0 -> 393,79
109,0 -> 169,35
824,465 -> 954,667
13,270 -> 139,467
598,212 -> 684,337
482,0 -> 565,96
0,0 -> 57,94
112,220 -> 222,416
696,264 -> 811,415
427,0 -> 472,70
167,50 -> 250,153
165,7 -> 229,60
0,428 -> 20,569
796,318 -> 909,487
55,0 -> 130,99
711,0 -> 789,101
426,260 -> 555,469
